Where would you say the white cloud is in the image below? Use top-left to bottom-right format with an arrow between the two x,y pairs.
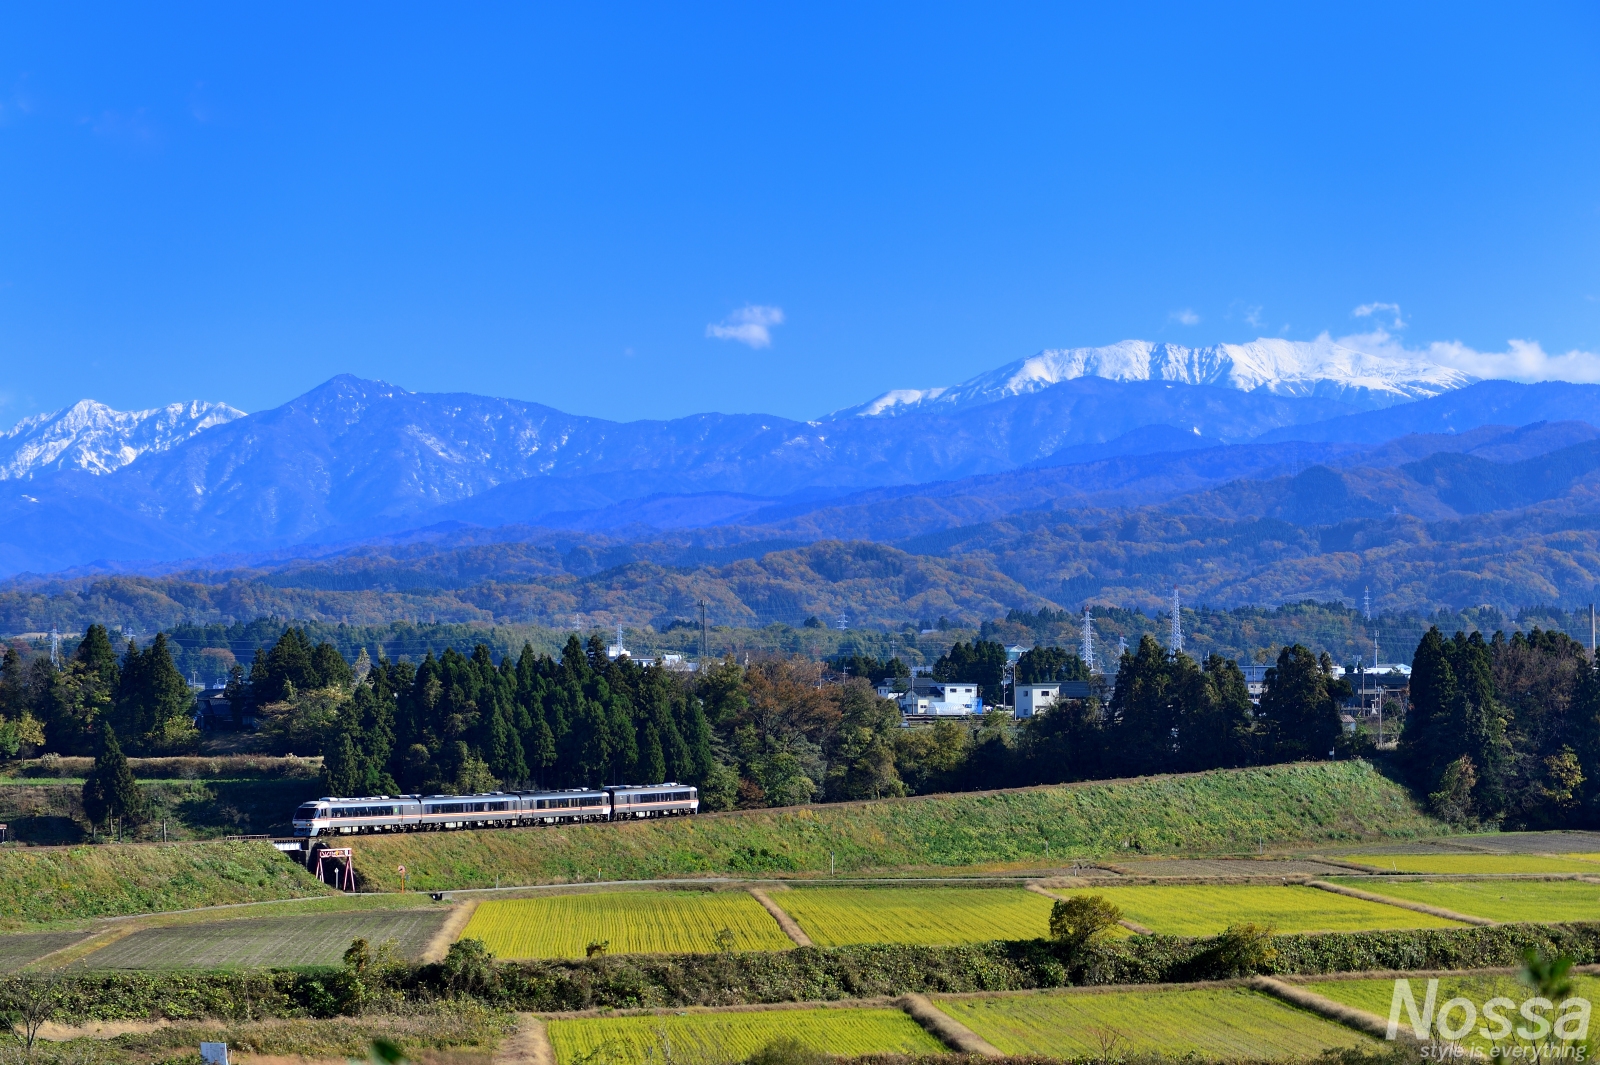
1336,327 -> 1600,384
1353,302 -> 1405,329
706,305 -> 785,349
1171,308 -> 1200,326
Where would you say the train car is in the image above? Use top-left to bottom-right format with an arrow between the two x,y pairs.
516,788 -> 611,824
293,796 -> 420,837
416,793 -> 525,831
606,783 -> 699,819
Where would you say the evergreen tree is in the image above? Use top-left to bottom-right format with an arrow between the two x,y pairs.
1257,644 -> 1348,761
82,723 -> 144,833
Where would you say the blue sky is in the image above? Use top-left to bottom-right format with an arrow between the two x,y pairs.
1,3 -> 1598,425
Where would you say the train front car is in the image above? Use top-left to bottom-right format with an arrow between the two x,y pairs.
606,783 -> 699,820
518,788 -> 610,824
293,797 -> 420,836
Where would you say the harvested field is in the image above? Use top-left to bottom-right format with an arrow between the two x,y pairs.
935,987 -> 1373,1058
1050,883 -> 1463,935
0,930 -> 87,970
547,1007 -> 944,1065
1110,858 -> 1355,878
773,886 -> 1055,946
1326,877 -> 1600,923
1341,853 -> 1600,874
1301,973 -> 1600,1053
460,891 -> 794,959
75,910 -> 447,969
1456,831 -> 1600,854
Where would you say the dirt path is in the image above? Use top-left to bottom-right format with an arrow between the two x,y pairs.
423,898 -> 481,962
899,993 -> 1002,1057
746,887 -> 811,946
494,1014 -> 555,1065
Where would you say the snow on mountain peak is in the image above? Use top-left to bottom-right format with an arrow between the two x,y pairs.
833,337 -> 1477,418
0,398 -> 246,480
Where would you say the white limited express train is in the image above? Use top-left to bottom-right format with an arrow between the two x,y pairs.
292,783 -> 698,837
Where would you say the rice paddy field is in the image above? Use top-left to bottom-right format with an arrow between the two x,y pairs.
546,1007 -> 945,1065
1300,974 -> 1600,1054
771,886 -> 1056,946
1329,877 -> 1600,923
1340,853 -> 1600,874
935,987 -> 1374,1058
74,910 -> 447,969
460,891 -> 796,959
1050,884 -> 1463,935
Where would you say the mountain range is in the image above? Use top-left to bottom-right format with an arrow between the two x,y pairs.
5,335 -> 1600,626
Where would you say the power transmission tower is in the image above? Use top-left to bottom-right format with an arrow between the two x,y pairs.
1364,587 -> 1371,622
1169,588 -> 1183,654
698,600 -> 708,662
48,626 -> 61,669
1080,605 -> 1096,673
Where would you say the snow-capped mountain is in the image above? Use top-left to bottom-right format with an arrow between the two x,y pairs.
0,399 -> 245,480
833,337 -> 1476,418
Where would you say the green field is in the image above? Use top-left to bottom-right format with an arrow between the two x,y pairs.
75,910 -> 447,969
773,886 -> 1055,946
351,762 -> 1440,890
1341,853 -> 1600,874
460,891 -> 795,959
1302,974 -> 1600,1053
1051,884 -> 1462,935
935,987 -> 1373,1058
547,1008 -> 945,1065
1329,877 -> 1600,923
0,841 -> 337,929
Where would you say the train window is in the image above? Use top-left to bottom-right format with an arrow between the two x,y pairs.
579,796 -> 603,807
295,804 -> 320,819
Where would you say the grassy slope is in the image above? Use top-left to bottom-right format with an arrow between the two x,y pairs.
0,841 -> 336,929
354,761 -> 1441,891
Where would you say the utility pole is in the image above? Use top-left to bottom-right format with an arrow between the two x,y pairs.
1590,603 -> 1595,659
698,600 -> 708,663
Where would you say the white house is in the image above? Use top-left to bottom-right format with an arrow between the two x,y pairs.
1014,680 -> 1093,718
1014,683 -> 1058,718
882,679 -> 981,716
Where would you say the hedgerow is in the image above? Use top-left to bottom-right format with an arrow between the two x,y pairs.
12,922 -> 1598,1023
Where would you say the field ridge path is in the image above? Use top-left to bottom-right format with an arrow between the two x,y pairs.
1305,879 -> 1494,926
494,1013 -> 554,1065
898,994 -> 1002,1058
1249,975 -> 1422,1043
1025,882 -> 1153,935
423,898 -> 480,962
747,887 -> 812,946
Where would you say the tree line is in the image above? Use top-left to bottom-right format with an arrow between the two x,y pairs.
4,619 -> 1595,833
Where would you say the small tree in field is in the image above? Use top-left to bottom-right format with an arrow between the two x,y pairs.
1048,895 -> 1122,953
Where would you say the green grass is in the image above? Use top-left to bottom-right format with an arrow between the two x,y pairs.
76,909 -> 447,969
0,841 -> 336,929
460,891 -> 795,959
1302,974 -> 1600,1054
547,1008 -> 945,1065
1340,853 -> 1600,874
1052,884 -> 1463,935
935,987 -> 1373,1058
772,886 -> 1055,946
1328,877 -> 1600,923
0,778 -> 319,844
352,761 -> 1441,890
